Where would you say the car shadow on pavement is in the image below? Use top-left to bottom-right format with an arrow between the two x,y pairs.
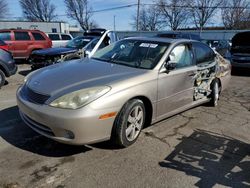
0,106 -> 92,157
159,129 -> 250,188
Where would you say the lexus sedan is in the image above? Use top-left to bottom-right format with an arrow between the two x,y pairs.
17,37 -> 231,147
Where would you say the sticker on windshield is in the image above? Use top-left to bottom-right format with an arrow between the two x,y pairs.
139,43 -> 158,48
83,39 -> 91,42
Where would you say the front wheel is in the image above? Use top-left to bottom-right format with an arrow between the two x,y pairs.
209,80 -> 220,107
0,69 -> 5,88
112,99 -> 145,147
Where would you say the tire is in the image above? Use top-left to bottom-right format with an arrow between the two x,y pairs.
209,79 -> 220,107
0,69 -> 5,88
112,99 -> 146,147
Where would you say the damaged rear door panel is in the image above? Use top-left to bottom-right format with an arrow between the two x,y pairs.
192,42 -> 231,101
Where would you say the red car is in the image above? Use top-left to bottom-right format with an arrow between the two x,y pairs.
0,29 -> 52,60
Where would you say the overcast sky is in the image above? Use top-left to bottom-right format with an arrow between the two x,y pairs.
7,0 -> 154,31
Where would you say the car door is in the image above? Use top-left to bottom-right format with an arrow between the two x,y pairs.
157,43 -> 196,119
48,34 -> 60,47
192,42 -> 217,101
31,32 -> 48,49
13,31 -> 32,59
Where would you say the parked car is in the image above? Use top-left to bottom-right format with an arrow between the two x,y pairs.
203,40 -> 231,57
0,29 -> 52,60
0,48 -> 17,87
230,31 -> 250,68
30,29 -> 119,70
46,33 -> 73,48
17,37 -> 231,147
157,32 -> 201,41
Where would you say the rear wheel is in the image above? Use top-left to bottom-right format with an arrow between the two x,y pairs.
112,99 -> 145,147
0,69 -> 6,88
209,80 -> 220,107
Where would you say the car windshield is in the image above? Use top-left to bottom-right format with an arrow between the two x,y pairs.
92,39 -> 169,69
66,36 -> 94,49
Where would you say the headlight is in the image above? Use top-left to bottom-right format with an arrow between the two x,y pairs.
49,86 -> 111,109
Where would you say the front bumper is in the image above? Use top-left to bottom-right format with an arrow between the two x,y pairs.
17,87 -> 117,145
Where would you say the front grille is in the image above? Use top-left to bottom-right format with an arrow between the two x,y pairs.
22,85 -> 50,104
21,112 -> 55,137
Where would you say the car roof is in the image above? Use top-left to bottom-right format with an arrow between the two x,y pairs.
123,36 -> 195,44
0,29 -> 43,32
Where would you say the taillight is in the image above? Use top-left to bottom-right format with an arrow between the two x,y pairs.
0,45 -> 10,53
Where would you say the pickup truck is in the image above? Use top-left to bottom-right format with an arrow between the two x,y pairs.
30,29 -> 119,69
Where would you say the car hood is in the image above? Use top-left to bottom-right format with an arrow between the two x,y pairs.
32,47 -> 78,56
26,59 -> 147,97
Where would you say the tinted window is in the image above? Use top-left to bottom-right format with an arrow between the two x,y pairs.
61,34 -> 71,40
14,32 -> 31,41
48,34 -> 60,40
169,44 -> 193,68
0,32 -> 11,40
193,43 -> 215,64
32,32 -> 46,40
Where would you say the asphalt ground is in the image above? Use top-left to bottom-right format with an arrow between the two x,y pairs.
0,64 -> 250,188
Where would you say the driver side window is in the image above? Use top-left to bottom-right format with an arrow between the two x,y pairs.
169,44 -> 193,69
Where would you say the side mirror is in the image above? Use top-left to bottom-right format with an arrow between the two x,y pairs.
164,60 -> 177,73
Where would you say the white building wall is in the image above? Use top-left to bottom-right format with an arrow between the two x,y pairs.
0,21 -> 71,33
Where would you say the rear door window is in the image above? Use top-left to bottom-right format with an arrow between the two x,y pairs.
14,32 -> 31,41
48,34 -> 60,41
61,34 -> 71,40
0,32 -> 11,40
32,32 -> 46,40
193,43 -> 215,64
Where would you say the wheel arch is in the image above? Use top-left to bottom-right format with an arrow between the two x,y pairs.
0,62 -> 9,77
126,95 -> 153,128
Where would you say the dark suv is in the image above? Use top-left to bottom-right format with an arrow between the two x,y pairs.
0,29 -> 52,60
0,47 -> 17,88
231,31 -> 250,69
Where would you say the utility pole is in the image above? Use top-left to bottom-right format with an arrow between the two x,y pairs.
136,0 -> 140,31
113,15 -> 116,31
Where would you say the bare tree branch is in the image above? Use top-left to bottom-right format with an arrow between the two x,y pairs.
0,0 -> 8,18
221,0 -> 250,29
64,0 -> 97,31
131,5 -> 163,31
19,0 -> 57,22
157,0 -> 190,30
189,0 -> 223,29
